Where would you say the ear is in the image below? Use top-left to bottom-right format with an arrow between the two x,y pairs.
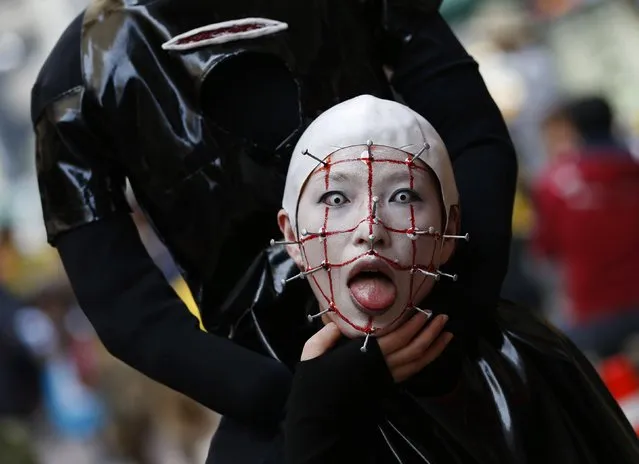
440,205 -> 461,265
277,209 -> 305,269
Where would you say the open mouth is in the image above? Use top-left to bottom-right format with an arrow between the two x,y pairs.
347,260 -> 397,314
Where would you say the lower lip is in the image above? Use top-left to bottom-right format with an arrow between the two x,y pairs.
348,291 -> 393,316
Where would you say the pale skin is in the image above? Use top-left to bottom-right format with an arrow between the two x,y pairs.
302,313 -> 454,383
277,152 -> 460,382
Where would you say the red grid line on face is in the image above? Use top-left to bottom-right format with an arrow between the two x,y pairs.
367,150 -> 374,237
323,155 -> 336,313
299,218 -> 367,244
299,220 -> 444,243
409,159 -> 417,301
299,147 -> 440,335
317,158 -> 431,172
365,147 -> 374,333
310,274 -> 331,305
381,155 -> 422,331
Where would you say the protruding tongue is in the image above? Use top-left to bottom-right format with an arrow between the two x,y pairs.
348,273 -> 397,311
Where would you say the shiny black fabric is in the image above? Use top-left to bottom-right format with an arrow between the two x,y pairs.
375,306 -> 639,464
243,249 -> 639,463
32,0 -> 511,335
28,1 -> 561,462
33,0 -> 447,332
31,0 -> 637,461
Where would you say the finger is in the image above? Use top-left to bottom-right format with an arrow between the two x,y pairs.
377,311 -> 431,355
385,314 -> 448,367
393,332 -> 454,383
301,322 -> 342,361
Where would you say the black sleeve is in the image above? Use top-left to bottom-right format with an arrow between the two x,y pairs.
32,11 -> 130,241
55,214 -> 292,427
32,14 -> 291,427
284,340 -> 394,464
383,10 -> 518,310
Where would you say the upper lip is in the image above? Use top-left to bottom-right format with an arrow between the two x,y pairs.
347,257 -> 395,283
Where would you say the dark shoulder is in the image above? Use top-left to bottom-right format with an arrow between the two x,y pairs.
386,0 -> 443,13
31,11 -> 84,125
496,300 -> 578,361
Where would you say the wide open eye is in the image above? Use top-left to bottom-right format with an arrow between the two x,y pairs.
319,191 -> 350,207
390,189 -> 422,204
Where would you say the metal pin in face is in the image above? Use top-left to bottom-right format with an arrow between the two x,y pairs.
305,261 -> 328,276
281,272 -> 306,285
371,196 -> 379,223
319,227 -> 327,242
270,238 -> 299,246
307,307 -> 332,323
280,261 -> 328,285
412,306 -> 433,318
368,234 -> 376,253
414,226 -> 438,236
301,228 -> 327,239
408,142 -> 430,163
437,271 -> 458,281
366,140 -> 374,159
302,149 -> 327,166
443,233 -> 470,242
360,329 -> 375,353
412,267 -> 441,281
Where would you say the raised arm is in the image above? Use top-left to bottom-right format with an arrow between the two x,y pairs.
31,12 -> 290,428
382,7 -> 518,311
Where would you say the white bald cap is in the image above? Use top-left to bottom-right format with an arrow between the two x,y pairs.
282,95 -> 459,227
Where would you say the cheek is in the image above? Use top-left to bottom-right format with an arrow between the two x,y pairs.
414,236 -> 438,266
301,239 -> 324,266
410,204 -> 442,264
383,205 -> 414,232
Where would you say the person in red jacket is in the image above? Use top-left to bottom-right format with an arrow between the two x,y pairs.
533,96 -> 639,357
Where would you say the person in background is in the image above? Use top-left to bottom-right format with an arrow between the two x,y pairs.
533,95 -> 639,357
0,285 -> 41,464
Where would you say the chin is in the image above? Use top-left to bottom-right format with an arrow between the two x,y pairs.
326,305 -> 411,339
328,316 -> 365,339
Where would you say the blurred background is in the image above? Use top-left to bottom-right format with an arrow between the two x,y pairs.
1,0 -> 639,462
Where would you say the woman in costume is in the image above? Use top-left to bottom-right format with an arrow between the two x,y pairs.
32,3 -> 516,461
276,96 -> 639,463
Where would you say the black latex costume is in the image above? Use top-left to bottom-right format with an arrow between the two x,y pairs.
31,1 -> 638,462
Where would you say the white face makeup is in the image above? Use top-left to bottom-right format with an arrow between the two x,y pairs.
277,95 -> 463,344
293,145 -> 447,338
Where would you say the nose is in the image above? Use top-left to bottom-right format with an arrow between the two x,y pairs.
352,208 -> 390,251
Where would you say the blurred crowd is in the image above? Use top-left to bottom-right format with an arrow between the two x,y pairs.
2,0 -> 639,462
0,209 -> 218,463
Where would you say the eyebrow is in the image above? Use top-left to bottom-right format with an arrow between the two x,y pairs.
327,172 -> 351,184
308,165 -> 432,186
382,170 -> 412,184
378,169 -> 431,185
309,171 -> 352,185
